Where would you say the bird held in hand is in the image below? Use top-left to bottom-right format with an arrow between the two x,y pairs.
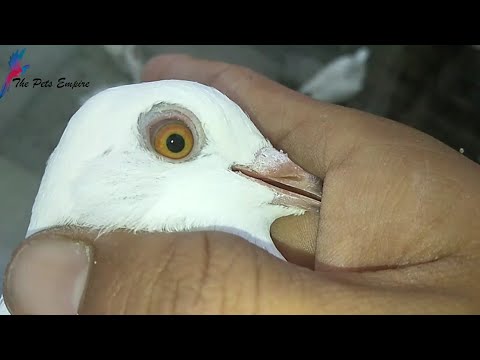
0,80 -> 323,315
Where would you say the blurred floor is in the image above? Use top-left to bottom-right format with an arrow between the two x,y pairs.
0,45 -> 478,294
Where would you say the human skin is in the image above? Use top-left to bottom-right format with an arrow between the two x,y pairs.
3,54 -> 480,314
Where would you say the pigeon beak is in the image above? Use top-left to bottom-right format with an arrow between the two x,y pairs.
232,147 -> 323,212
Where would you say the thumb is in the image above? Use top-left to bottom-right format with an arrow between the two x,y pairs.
3,227 -> 474,314
3,228 -> 92,315
4,227 -> 317,314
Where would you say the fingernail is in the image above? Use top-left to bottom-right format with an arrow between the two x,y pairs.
4,234 -> 92,315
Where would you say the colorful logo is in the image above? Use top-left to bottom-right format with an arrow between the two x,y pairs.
0,48 -> 30,100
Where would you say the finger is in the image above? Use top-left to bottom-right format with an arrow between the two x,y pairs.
4,227 -> 478,314
271,212 -> 319,269
141,54 -> 445,178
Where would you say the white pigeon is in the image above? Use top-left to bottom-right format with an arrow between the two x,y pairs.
0,79 -> 322,315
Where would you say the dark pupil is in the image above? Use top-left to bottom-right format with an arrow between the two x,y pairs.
166,133 -> 185,153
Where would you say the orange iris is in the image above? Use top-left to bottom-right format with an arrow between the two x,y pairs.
153,122 -> 194,160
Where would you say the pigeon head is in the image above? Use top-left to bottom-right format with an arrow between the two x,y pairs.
28,80 -> 322,259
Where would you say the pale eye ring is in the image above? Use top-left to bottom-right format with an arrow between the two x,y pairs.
138,104 -> 205,162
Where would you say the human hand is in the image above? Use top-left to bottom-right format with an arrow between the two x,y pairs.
3,55 -> 480,314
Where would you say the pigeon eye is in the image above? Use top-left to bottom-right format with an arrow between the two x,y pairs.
153,122 -> 194,159
140,104 -> 204,162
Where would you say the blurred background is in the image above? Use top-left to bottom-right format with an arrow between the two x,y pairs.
0,45 -> 479,293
